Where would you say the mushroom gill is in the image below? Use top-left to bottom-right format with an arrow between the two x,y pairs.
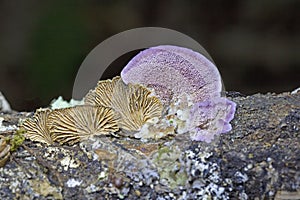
84,76 -> 120,107
85,77 -> 163,133
49,105 -> 119,145
22,108 -> 54,145
112,79 -> 163,132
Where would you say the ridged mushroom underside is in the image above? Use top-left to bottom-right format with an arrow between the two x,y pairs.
111,79 -> 163,132
49,105 -> 119,145
22,109 -> 54,145
84,77 -> 163,132
84,76 -> 120,107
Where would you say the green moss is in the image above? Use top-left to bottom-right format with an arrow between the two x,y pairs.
10,128 -> 26,152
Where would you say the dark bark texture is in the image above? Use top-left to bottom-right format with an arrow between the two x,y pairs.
0,92 -> 299,199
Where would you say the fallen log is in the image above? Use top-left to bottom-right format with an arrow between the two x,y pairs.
0,91 -> 299,199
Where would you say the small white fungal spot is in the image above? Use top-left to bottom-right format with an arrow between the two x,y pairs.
66,178 -> 82,188
99,171 -> 106,179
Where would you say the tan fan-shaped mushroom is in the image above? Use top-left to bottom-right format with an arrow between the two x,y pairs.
22,108 -> 54,145
84,76 -> 163,132
49,105 -> 119,145
111,79 -> 163,132
84,76 -> 120,107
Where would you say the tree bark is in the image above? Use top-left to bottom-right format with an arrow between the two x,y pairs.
0,92 -> 299,199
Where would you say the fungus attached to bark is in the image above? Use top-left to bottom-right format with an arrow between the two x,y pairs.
85,77 -> 163,133
188,97 -> 236,142
120,45 -> 236,142
111,79 -> 163,132
121,45 -> 222,104
23,45 -> 236,144
49,105 -> 119,145
22,109 -> 54,145
84,76 -> 120,107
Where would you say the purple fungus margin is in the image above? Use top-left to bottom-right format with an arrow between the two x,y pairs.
121,45 -> 237,142
189,97 -> 236,142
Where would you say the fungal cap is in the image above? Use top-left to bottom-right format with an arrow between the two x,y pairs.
121,45 -> 222,104
22,108 -> 54,145
49,105 -> 119,145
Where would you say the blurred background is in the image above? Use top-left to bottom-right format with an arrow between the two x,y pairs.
0,0 -> 299,111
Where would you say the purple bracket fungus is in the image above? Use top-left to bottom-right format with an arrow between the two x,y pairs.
121,45 -> 236,142
188,97 -> 236,142
121,45 -> 222,104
